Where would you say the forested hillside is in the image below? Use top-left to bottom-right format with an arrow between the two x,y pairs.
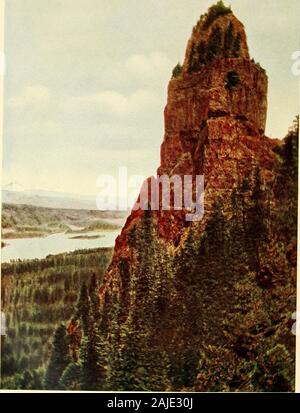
1,247 -> 113,389
2,203 -> 123,239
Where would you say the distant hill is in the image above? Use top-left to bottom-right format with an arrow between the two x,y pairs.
2,186 -> 100,210
1,203 -> 127,239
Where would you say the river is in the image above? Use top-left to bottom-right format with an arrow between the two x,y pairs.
1,230 -> 120,263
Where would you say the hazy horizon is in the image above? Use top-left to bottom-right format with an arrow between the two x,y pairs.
2,0 -> 299,197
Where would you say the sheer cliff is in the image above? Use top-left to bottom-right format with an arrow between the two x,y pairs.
68,3 -> 297,392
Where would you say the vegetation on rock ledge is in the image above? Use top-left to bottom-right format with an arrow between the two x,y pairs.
202,1 -> 232,29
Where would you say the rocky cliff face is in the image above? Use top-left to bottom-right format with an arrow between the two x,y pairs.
101,5 -> 275,290
70,3 -> 297,392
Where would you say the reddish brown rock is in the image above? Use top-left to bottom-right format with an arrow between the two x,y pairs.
182,11 -> 250,72
63,6 -> 296,393
99,8 -> 279,305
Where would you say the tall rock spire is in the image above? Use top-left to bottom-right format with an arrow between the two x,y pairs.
68,3 -> 297,392
100,3 -> 276,273
183,3 -> 250,70
159,3 -> 268,177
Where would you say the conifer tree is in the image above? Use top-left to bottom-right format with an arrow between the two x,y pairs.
111,211 -> 173,391
45,324 -> 71,389
224,22 -> 234,57
188,42 -> 198,73
88,273 -> 101,322
20,371 -> 33,389
174,224 -> 199,287
32,370 -> 43,389
76,282 -> 90,336
105,291 -> 124,390
244,167 -> 268,271
80,322 -> 106,390
197,41 -> 207,64
172,63 -> 183,79
59,362 -> 81,390
203,200 -> 228,263
207,26 -> 223,62
112,311 -> 141,390
233,33 -> 241,57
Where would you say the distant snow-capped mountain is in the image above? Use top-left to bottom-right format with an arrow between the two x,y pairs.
1,184 -> 98,210
2,182 -> 26,192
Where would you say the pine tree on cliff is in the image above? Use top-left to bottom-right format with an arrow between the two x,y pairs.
45,324 -> 71,389
174,224 -> 200,287
224,21 -> 234,57
188,42 -> 198,74
197,41 -> 207,65
244,167 -> 268,272
127,209 -> 157,311
233,33 -> 241,57
76,275 -> 107,390
108,211 -> 172,391
273,116 -> 298,238
80,322 -> 106,390
200,200 -> 229,275
229,188 -> 246,261
203,1 -> 232,29
106,301 -> 151,391
88,272 -> 101,322
67,273 -> 108,391
31,370 -> 43,389
112,312 -> 142,390
207,26 -> 223,62
111,309 -> 170,391
172,63 -> 183,79
76,282 -> 90,336
133,209 -> 173,331
118,258 -> 131,319
20,371 -> 34,389
59,362 -> 81,390
105,290 -> 124,390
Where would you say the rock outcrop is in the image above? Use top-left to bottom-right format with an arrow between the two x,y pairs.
101,3 -> 275,291
70,2 -> 297,392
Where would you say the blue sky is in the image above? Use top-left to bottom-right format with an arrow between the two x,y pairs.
2,0 -> 299,196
